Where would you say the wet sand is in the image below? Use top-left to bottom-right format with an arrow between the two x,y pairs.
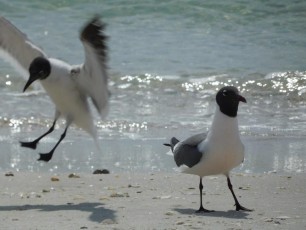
1,171 -> 305,229
1,131 -> 306,173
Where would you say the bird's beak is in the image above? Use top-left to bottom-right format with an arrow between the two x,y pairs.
239,95 -> 247,103
23,74 -> 38,92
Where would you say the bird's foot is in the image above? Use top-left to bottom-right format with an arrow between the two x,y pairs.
20,141 -> 38,150
235,203 -> 253,212
196,206 -> 214,213
38,152 -> 54,162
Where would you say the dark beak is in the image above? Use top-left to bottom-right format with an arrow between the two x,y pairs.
239,95 -> 247,103
23,75 -> 38,92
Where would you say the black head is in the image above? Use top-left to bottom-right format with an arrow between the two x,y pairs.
216,86 -> 246,117
23,57 -> 51,92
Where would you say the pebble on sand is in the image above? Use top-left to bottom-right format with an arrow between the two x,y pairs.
5,172 -> 14,177
68,173 -> 80,178
93,169 -> 110,174
51,176 -> 60,182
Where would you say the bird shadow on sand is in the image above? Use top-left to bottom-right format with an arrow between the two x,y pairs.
173,208 -> 250,219
0,202 -> 116,223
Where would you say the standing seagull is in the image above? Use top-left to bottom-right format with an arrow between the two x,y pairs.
0,16 -> 109,162
164,86 -> 252,212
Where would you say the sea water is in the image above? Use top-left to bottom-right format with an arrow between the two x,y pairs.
0,0 -> 306,173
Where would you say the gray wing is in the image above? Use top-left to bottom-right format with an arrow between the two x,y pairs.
182,133 -> 207,146
173,133 -> 207,168
78,16 -> 109,119
0,16 -> 47,78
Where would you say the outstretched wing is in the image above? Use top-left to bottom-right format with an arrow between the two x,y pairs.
173,133 -> 206,168
78,16 -> 109,118
0,16 -> 47,78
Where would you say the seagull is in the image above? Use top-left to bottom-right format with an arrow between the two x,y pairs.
0,16 -> 109,162
164,86 -> 252,212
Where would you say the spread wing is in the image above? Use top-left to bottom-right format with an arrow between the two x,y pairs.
78,16 -> 109,119
173,133 -> 207,168
0,16 -> 47,78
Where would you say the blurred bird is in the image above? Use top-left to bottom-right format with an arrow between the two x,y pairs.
0,16 -> 109,162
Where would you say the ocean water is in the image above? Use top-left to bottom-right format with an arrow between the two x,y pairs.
0,0 -> 306,174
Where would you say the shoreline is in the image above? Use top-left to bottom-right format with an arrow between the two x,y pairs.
1,134 -> 306,174
1,171 -> 306,229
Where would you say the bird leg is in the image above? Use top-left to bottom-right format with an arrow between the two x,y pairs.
38,125 -> 69,162
196,177 -> 214,213
20,119 -> 57,149
226,176 -> 253,211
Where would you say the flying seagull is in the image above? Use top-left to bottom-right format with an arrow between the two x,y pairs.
0,16 -> 109,162
164,86 -> 252,212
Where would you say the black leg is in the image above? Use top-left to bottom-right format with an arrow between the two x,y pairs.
38,125 -> 69,162
20,119 -> 57,149
196,177 -> 214,213
227,176 -> 253,211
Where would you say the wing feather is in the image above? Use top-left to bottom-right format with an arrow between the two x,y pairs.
173,133 -> 207,168
78,16 -> 109,118
0,16 -> 47,78
182,133 -> 207,145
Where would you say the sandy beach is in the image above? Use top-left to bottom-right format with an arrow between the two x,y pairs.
1,171 -> 305,230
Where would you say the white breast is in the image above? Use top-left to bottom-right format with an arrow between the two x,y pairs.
39,58 -> 95,136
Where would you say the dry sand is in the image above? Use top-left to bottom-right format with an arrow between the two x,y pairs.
0,171 -> 305,229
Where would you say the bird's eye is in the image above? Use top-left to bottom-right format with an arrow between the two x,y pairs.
222,90 -> 228,96
38,70 -> 44,76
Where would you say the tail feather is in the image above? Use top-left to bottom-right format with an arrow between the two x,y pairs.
163,137 -> 180,152
170,137 -> 179,146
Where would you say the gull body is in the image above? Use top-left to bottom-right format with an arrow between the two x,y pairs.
165,86 -> 252,212
0,16 -> 109,161
182,109 -> 244,177
40,58 -> 95,136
